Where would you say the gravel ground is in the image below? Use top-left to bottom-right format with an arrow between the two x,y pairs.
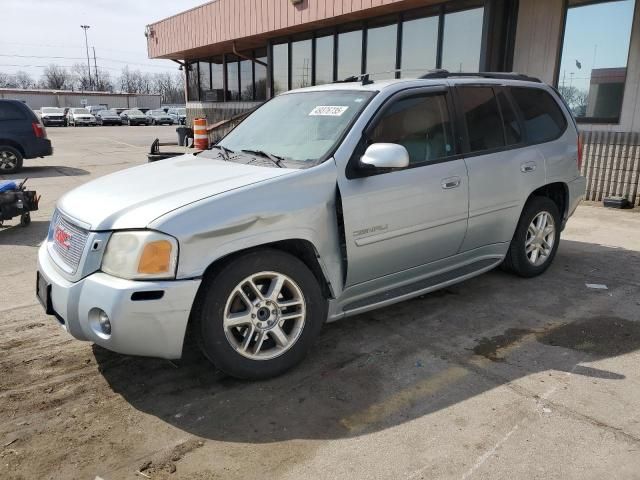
1,126 -> 639,480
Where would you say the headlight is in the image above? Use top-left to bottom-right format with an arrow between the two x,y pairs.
101,231 -> 178,280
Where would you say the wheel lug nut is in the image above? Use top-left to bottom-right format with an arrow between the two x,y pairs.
251,314 -> 256,319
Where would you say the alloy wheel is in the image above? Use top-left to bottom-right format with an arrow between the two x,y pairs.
0,150 -> 18,171
525,211 -> 556,266
223,271 -> 306,360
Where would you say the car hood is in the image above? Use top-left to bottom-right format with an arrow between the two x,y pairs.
57,153 -> 295,231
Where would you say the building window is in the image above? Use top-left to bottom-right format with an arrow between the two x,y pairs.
441,7 -> 484,72
210,58 -> 225,102
314,34 -> 334,85
272,42 -> 289,95
337,28 -> 363,80
291,38 -> 312,89
187,62 -> 199,101
239,59 -> 253,100
558,0 -> 635,123
226,55 -> 240,101
366,19 -> 397,80
254,48 -> 268,101
198,62 -> 211,101
400,14 -> 438,77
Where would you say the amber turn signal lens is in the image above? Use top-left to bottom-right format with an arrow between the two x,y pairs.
137,240 -> 173,274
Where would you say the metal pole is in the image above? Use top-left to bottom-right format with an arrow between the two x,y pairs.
80,25 -> 92,90
92,47 -> 99,89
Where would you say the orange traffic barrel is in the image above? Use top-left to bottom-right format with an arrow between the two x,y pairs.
193,118 -> 209,150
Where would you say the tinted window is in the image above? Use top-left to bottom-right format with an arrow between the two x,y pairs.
187,62 -> 199,101
226,56 -> 239,101
366,22 -> 397,80
496,90 -> 522,145
558,0 -> 634,120
291,39 -> 312,88
441,8 -> 483,72
370,94 -> 453,164
0,103 -> 27,120
254,48 -> 267,101
337,29 -> 362,80
459,87 -> 504,152
314,35 -> 334,85
400,15 -> 438,77
272,43 -> 289,95
198,61 -> 211,100
509,87 -> 567,144
210,60 -> 225,102
239,59 -> 253,100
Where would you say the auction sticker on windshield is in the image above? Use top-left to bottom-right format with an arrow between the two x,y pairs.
309,106 -> 349,116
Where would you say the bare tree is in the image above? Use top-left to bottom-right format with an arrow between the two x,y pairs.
14,71 -> 34,89
558,85 -> 588,117
72,63 -> 92,91
39,64 -> 72,90
0,72 -> 16,88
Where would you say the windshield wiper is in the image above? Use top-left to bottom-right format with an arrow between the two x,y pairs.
240,149 -> 285,168
210,144 -> 233,161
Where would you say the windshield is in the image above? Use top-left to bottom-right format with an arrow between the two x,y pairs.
150,110 -> 165,115
74,108 -> 89,114
103,110 -> 118,115
42,107 -> 63,113
177,108 -> 186,115
127,109 -> 143,115
217,90 -> 374,163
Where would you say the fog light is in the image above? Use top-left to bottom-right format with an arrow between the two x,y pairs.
98,310 -> 111,335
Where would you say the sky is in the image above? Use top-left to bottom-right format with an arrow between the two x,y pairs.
0,0 -> 206,81
558,0 -> 635,93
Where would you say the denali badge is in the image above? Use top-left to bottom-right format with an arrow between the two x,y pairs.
54,225 -> 72,249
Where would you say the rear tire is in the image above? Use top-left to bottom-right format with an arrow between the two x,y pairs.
0,145 -> 23,174
195,249 -> 327,379
503,196 -> 561,278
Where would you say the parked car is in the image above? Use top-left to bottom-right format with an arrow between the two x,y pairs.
67,108 -> 97,127
146,109 -> 175,125
40,107 -> 67,127
95,109 -> 122,126
168,107 -> 186,125
87,105 -> 108,115
0,99 -> 52,173
37,73 -> 586,379
120,109 -> 148,126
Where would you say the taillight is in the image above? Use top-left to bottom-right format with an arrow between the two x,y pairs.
577,134 -> 583,171
32,122 -> 46,138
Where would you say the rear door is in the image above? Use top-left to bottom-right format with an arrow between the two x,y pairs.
456,85 -> 545,251
337,87 -> 469,286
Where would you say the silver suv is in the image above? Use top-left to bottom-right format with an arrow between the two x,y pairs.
37,73 -> 586,379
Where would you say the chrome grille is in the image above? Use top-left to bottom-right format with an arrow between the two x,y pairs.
51,210 -> 89,272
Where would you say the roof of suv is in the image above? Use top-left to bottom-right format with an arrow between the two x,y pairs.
283,72 -> 547,94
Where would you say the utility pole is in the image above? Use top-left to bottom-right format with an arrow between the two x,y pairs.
80,25 -> 92,90
92,47 -> 99,90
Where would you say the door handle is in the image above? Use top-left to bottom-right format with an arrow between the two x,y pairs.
441,177 -> 461,189
521,162 -> 537,173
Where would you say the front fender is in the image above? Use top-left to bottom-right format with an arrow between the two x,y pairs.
149,160 -> 344,296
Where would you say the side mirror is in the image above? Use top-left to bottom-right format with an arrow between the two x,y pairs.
360,143 -> 410,170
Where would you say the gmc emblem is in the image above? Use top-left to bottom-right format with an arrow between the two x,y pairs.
54,225 -> 72,249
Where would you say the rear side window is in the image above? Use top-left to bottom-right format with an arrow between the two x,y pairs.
458,87 -> 505,152
369,93 -> 454,165
508,87 -> 567,144
496,90 -> 522,145
0,103 -> 27,121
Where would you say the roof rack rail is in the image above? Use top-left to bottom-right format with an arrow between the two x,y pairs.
419,70 -> 542,83
333,73 -> 374,85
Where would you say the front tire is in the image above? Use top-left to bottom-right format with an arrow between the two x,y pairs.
195,249 -> 326,379
503,196 -> 561,278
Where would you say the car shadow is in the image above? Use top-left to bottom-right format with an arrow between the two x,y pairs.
0,220 -> 48,246
0,165 -> 89,180
94,239 -> 640,443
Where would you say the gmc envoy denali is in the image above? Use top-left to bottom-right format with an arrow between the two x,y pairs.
37,73 -> 586,379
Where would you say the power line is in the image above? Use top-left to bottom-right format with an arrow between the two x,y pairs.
0,53 -> 175,70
